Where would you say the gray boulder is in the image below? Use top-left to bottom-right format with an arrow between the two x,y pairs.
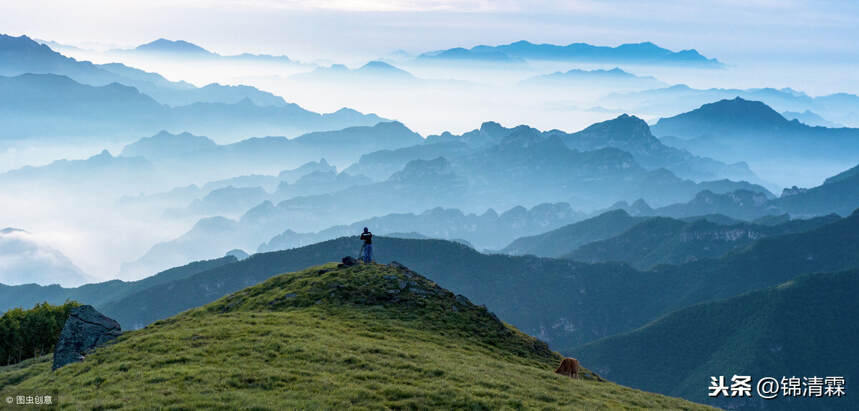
52,305 -> 122,370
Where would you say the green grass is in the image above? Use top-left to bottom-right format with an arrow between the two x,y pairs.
2,263 -> 710,409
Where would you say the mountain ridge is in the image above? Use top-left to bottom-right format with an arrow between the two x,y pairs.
2,262 -> 707,409
420,40 -> 722,67
572,268 -> 859,409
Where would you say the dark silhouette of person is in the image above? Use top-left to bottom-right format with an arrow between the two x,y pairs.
359,227 -> 373,263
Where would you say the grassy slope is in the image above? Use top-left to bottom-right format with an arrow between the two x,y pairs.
571,269 -> 859,410
1,263 -> 708,410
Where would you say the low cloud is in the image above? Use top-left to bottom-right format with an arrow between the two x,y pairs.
0,228 -> 93,287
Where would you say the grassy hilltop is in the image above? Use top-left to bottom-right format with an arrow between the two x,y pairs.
1,262 -> 708,409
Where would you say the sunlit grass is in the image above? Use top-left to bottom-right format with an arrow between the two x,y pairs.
2,263 -> 711,409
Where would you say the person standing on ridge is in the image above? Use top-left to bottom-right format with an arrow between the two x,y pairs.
359,227 -> 373,263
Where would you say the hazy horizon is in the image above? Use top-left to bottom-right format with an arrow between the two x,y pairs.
3,0 -> 858,95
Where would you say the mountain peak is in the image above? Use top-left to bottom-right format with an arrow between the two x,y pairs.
91,149 -> 113,159
479,121 -> 503,133
389,157 -> 454,182
356,60 -> 414,78
574,113 -> 654,142
206,261 -> 559,360
135,38 -> 212,55
0,33 -> 44,51
653,97 -> 789,135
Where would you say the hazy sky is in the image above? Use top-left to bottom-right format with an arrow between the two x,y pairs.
3,0 -> 858,65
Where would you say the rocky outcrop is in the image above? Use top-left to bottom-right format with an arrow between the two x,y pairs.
52,305 -> 122,370
340,256 -> 357,267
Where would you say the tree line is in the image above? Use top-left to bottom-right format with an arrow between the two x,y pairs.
0,301 -> 80,366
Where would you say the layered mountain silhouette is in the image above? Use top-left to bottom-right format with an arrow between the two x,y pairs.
427,120 -> 514,144
419,116 -> 762,184
0,149 -> 158,193
118,122 -> 418,184
782,109 -> 842,127
0,35 -> 384,140
0,74 -> 384,140
652,97 -> 859,164
121,117 -> 780,275
521,67 -> 667,90
343,141 -> 471,180
501,209 -> 647,257
1,34 -> 290,107
605,84 -> 859,127
9,210 -> 859,353
116,38 -> 300,65
772,164 -> 859,217
564,213 -> 840,269
552,114 -> 759,182
132,38 -> 213,56
278,158 -> 336,183
0,73 -> 167,138
0,255 -> 236,315
419,40 -> 722,67
120,157 -> 470,277
259,203 -> 585,253
605,162 -> 859,220
290,61 -> 416,83
573,268 -> 858,410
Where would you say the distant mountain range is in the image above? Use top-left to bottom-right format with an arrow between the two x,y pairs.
0,255 -> 237,318
782,109 -> 843,127
1,34 -> 289,107
132,38 -> 213,56
258,202 -> 585,253
564,213 -> 840,269
343,141 -> 471,180
119,116 -> 777,275
501,209 -> 647,257
504,161 -> 859,259
418,40 -> 723,67
118,122 -> 418,182
7,210 -> 859,353
0,73 -> 384,141
363,115 -> 762,184
290,61 -> 416,83
0,228 -> 91,287
0,123 -> 417,195
573,268 -> 859,409
115,38 -> 300,65
651,97 -> 859,164
603,84 -> 859,127
0,34 -> 383,140
521,67 -> 667,90
0,149 -> 159,193
119,157 -> 471,277
550,114 -> 759,183
606,162 -> 859,220
117,159 -> 336,211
